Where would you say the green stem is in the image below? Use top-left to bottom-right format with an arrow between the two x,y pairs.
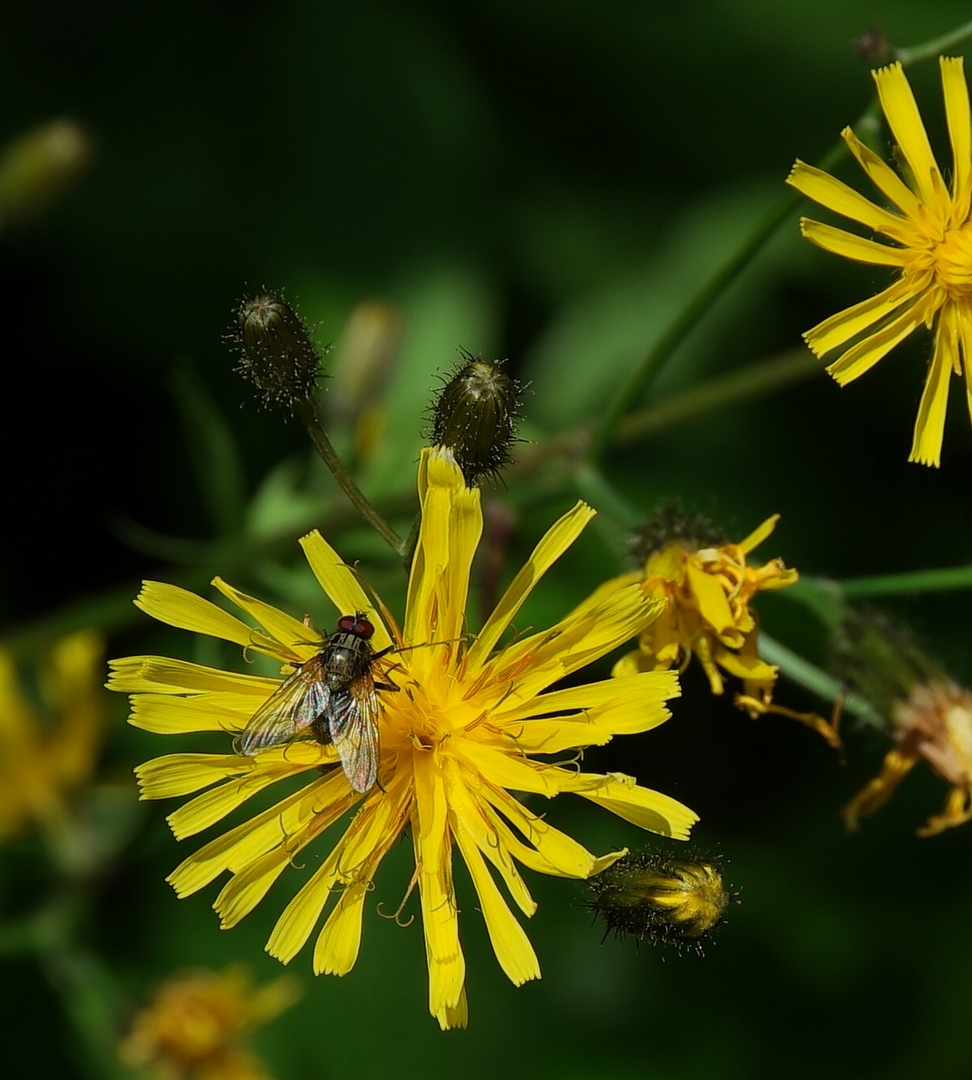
294,398 -> 404,559
517,346 -> 820,474
837,565 -> 972,599
759,633 -> 884,729
895,20 -> 972,66
586,190 -> 803,462
584,66 -> 890,464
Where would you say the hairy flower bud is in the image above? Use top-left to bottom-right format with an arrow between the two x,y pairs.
429,350 -> 522,485
630,503 -> 727,564
230,292 -> 322,410
588,850 -> 734,952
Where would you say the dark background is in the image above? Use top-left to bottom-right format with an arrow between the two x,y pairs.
3,3 -> 972,1078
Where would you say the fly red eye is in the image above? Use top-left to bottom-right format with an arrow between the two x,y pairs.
354,617 -> 374,638
336,615 -> 357,632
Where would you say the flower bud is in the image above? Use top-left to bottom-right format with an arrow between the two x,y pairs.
0,119 -> 93,228
630,503 -> 727,564
588,850 -> 734,951
428,350 -> 523,485
230,292 -> 322,410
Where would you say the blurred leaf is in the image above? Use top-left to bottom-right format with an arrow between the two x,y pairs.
169,361 -> 247,537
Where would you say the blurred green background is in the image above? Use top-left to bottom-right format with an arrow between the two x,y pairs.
3,2 -> 972,1078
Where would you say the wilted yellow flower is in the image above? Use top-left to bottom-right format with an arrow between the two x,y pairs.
0,631 -> 105,841
593,512 -> 836,745
119,966 -> 299,1080
788,56 -> 972,467
845,678 -> 972,837
109,448 -> 697,1029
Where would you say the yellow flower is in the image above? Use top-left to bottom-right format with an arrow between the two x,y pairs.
0,631 -> 105,841
594,513 -> 836,745
844,679 -> 972,837
109,448 -> 697,1029
610,515 -> 793,697
787,57 -> 972,467
119,966 -> 300,1080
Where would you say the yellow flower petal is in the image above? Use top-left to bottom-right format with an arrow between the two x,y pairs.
909,315 -> 954,468
873,62 -> 942,208
128,693 -> 253,736
841,125 -> 924,221
943,57 -> 972,222
559,770 -> 699,840
800,219 -> 909,267
467,500 -> 597,669
803,278 -> 918,358
453,822 -> 540,986
109,655 -> 278,698
405,447 -> 482,662
787,159 -> 908,234
686,560 -> 735,634
825,294 -> 936,385
135,582 -> 275,654
211,577 -> 317,660
298,531 -> 393,652
413,758 -> 464,1017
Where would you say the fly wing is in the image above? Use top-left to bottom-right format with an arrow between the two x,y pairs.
328,679 -> 380,793
237,659 -> 329,756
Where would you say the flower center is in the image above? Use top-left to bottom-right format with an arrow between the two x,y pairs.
933,223 -> 972,294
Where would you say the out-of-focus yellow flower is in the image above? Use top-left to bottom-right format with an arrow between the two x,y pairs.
788,57 -> 972,467
109,447 -> 697,1029
119,966 -> 300,1080
591,512 -> 836,745
0,631 -> 105,840
845,679 -> 972,837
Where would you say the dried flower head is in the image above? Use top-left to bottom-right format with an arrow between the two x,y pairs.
837,611 -> 972,835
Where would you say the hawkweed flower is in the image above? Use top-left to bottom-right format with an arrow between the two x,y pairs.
587,509 -> 837,745
787,57 -> 972,467
837,611 -> 972,836
0,631 -> 105,842
109,448 -> 697,1029
587,849 -> 734,952
119,966 -> 300,1080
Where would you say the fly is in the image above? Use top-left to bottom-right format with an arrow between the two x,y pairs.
237,614 -> 394,793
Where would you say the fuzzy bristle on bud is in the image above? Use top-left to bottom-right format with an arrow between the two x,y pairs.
631,503 -> 728,564
428,350 -> 522,485
587,851 -> 734,951
230,292 -> 322,411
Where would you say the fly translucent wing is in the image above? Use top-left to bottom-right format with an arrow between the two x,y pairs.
328,679 -> 380,793
237,657 -> 329,755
